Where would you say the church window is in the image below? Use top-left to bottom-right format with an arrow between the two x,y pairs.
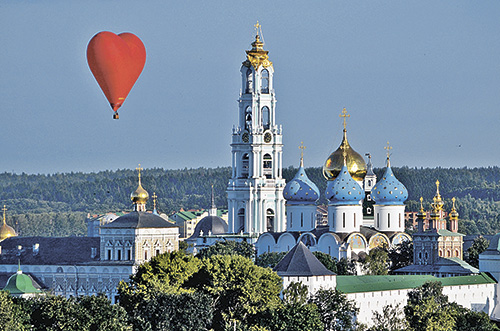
242,154 -> 249,178
245,68 -> 253,93
343,213 -> 346,228
156,249 -> 160,256
367,207 -> 372,214
263,154 -> 272,168
245,106 -> 252,130
377,213 -> 380,228
424,252 -> 429,260
447,250 -> 451,257
354,213 -> 356,227
127,249 -> 132,260
290,213 -> 292,228
107,249 -> 112,261
301,213 -> 303,227
117,250 -> 122,261
367,194 -> 372,201
144,250 -> 148,260
262,106 -> 270,129
267,209 -> 275,232
388,214 -> 391,228
418,252 -> 422,260
399,214 -> 402,228
439,250 -> 442,257
261,69 -> 269,93
237,208 -> 245,233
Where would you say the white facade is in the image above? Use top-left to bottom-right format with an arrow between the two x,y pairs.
328,204 -> 363,234
287,204 -> 316,232
227,34 -> 286,236
373,204 -> 406,232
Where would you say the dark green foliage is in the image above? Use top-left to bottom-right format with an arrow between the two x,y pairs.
362,246 -> 389,275
185,255 -> 282,329
312,252 -> 356,275
388,240 -> 413,272
465,236 -> 490,268
129,292 -> 213,331
309,288 -> 359,331
255,252 -> 286,268
366,303 -> 408,331
196,240 -> 255,259
449,302 -> 499,331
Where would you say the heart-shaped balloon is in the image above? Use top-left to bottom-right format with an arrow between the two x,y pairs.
87,31 -> 146,118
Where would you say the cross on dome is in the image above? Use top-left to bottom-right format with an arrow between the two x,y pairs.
136,164 -> 143,183
2,205 -> 6,224
152,192 -> 158,210
299,141 -> 306,166
384,141 -> 393,167
339,108 -> 350,131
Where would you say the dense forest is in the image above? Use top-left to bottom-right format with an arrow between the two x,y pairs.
1,166 -> 499,237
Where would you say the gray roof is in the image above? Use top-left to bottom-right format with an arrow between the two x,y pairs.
101,211 -> 178,229
0,236 -> 100,265
394,257 -> 479,275
274,241 -> 335,277
188,216 -> 227,239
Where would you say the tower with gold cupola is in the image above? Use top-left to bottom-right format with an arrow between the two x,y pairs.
0,205 -> 17,241
227,23 -> 286,236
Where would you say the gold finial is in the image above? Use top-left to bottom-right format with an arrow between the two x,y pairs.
419,197 -> 424,213
340,144 -> 347,165
152,192 -> 158,210
384,141 -> 392,167
254,21 -> 261,36
136,164 -> 143,184
2,205 -> 6,225
452,197 -> 456,209
299,141 -> 306,166
436,180 -> 440,195
339,108 -> 350,132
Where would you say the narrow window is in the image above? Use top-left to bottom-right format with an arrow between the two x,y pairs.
117,250 -> 122,261
262,106 -> 270,129
343,213 -> 346,228
399,214 -> 402,228
290,213 -> 292,228
127,249 -> 132,260
354,213 -> 356,227
301,213 -> 303,227
107,250 -> 112,261
388,214 -> 391,228
144,250 -> 148,260
156,249 -> 160,256
377,213 -> 380,228
261,69 -> 269,93
245,68 -> 253,93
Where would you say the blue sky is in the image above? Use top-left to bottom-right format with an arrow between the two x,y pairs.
1,1 -> 499,174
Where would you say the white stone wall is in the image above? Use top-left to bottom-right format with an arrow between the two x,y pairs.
282,275 -> 336,294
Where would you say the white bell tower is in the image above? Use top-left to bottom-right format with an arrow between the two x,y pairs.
227,23 -> 286,237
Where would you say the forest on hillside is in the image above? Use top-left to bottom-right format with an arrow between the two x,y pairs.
0,166 -> 499,237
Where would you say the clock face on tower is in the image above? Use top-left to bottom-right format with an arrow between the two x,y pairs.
242,132 -> 249,143
264,131 -> 272,143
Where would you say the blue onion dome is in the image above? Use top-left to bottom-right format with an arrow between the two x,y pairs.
283,157 -> 320,204
325,163 -> 364,205
371,157 -> 408,205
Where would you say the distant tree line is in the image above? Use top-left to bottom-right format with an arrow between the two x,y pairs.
0,166 -> 499,236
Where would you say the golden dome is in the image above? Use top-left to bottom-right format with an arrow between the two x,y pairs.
323,131 -> 367,181
131,165 -> 149,204
0,206 -> 16,241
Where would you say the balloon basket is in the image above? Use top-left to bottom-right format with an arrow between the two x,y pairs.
113,113 -> 119,120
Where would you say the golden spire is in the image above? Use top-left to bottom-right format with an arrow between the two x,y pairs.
131,164 -> 149,208
341,144 -> 347,166
244,22 -> 272,70
152,192 -> 158,211
419,197 -> 424,213
2,205 -> 6,225
339,107 -> 350,132
433,180 -> 444,212
136,164 -> 143,185
299,141 -> 306,167
384,141 -> 392,167
449,197 -> 459,219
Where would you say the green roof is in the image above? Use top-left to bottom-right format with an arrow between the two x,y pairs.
3,271 -> 41,295
438,229 -> 465,237
336,272 -> 495,294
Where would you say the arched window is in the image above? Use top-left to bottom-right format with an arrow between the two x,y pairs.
261,106 -> 270,129
261,69 -> 269,93
388,214 -> 391,228
237,208 -> 245,233
245,68 -> 253,93
290,213 -> 292,228
301,213 -> 303,227
242,154 -> 249,178
266,209 -> 275,232
263,154 -> 272,179
377,213 -> 380,228
343,213 -> 346,228
245,106 -> 252,130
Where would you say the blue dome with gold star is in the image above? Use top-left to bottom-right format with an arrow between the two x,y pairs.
371,165 -> 408,205
283,160 -> 319,204
325,164 -> 363,205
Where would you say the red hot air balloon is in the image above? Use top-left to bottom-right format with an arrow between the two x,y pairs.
87,32 -> 146,119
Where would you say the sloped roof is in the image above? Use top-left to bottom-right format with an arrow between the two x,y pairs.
273,241 -> 335,277
393,257 -> 478,275
0,236 -> 100,265
101,211 -> 178,229
3,270 -> 41,295
187,216 -> 228,239
337,272 -> 495,294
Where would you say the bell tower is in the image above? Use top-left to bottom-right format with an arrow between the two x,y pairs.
227,23 -> 286,237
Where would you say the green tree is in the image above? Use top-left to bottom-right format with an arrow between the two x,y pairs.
404,281 -> 455,331
312,252 -> 337,272
75,295 -> 131,331
312,252 -> 356,275
0,291 -> 19,331
309,288 -> 359,331
465,236 -> 490,268
366,303 -> 408,331
362,246 -> 389,275
255,252 -> 286,269
186,255 -> 282,329
449,302 -> 499,331
196,240 -> 255,259
388,240 -> 413,272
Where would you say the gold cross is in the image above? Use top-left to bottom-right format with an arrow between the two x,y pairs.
254,21 -> 261,35
152,192 -> 158,210
384,141 -> 392,159
419,197 -> 424,212
2,205 -> 6,223
136,164 -> 143,182
339,108 -> 350,130
299,141 -> 306,159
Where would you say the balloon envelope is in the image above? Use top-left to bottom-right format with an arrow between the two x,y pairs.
87,31 -> 146,113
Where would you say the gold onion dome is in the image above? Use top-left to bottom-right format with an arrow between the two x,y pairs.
323,108 -> 367,181
449,197 -> 459,219
131,165 -> 149,204
0,206 -> 16,241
